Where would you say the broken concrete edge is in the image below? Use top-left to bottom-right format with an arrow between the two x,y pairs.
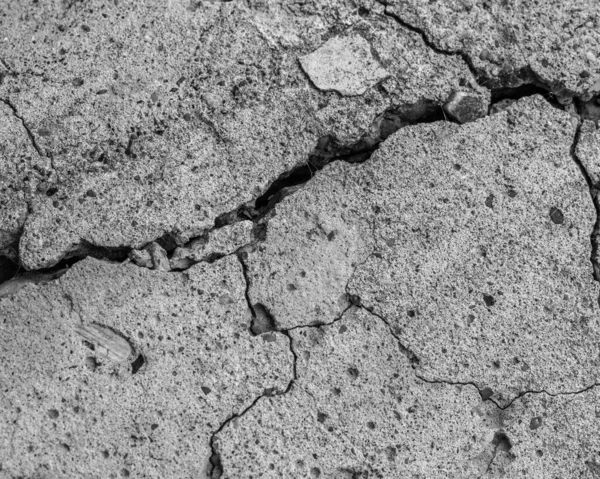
378,1 -> 600,105
2,90 -> 598,298
1,58 -> 591,279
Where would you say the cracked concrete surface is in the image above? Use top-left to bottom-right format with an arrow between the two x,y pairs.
2,1 -> 600,478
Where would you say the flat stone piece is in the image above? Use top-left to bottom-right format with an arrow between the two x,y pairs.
0,256 -> 293,478
74,324 -> 133,363
300,35 -> 390,96
215,308 -> 495,477
385,0 -> 600,94
247,96 -> 599,404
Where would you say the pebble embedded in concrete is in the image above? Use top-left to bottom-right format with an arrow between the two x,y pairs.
0,256 -> 293,478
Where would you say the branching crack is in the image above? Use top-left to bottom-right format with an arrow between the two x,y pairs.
207,253 -> 298,479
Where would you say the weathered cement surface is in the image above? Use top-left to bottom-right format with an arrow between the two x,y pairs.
2,1 -> 600,478
0,0 -> 482,270
384,0 -> 600,96
0,256 -> 293,478
215,308 -> 495,478
248,96 -> 600,406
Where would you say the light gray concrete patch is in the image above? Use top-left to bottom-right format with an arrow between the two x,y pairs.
577,120 -> 600,186
0,256 -> 293,478
0,0 -> 484,269
247,96 -> 599,405
300,34 -> 390,96
489,388 -> 600,477
214,307 -> 497,478
384,0 -> 600,96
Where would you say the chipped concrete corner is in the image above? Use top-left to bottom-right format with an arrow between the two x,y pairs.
1,1 -> 600,478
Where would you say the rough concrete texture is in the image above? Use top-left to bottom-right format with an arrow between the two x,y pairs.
3,1 -> 600,478
215,308 -> 497,478
0,0 -> 483,270
170,221 -> 254,270
248,96 -> 599,405
0,256 -> 293,478
384,0 -> 600,96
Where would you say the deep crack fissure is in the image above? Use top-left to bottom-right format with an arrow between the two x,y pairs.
207,253 -> 298,479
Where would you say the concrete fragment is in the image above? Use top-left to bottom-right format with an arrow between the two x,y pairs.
0,256 -> 293,478
145,242 -> 170,272
247,96 -> 599,405
443,91 -> 488,123
215,308 -> 494,477
129,248 -> 153,269
170,221 -> 253,270
300,35 -> 389,96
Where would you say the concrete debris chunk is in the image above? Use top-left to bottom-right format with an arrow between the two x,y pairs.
74,323 -> 133,363
170,221 -> 253,270
300,35 -> 390,96
443,90 -> 488,123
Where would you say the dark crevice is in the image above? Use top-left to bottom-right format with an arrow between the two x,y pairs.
131,354 -> 145,374
379,5 -> 483,86
490,83 -> 562,110
379,2 -> 592,106
207,337 -> 297,478
254,103 -> 448,215
0,254 -> 20,284
415,374 -> 503,409
351,298 -> 421,367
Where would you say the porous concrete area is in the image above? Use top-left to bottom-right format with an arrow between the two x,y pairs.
2,1 -> 600,478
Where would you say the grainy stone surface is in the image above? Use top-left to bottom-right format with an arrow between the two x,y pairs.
215,308 -> 503,477
0,256 -> 293,478
384,0 -> 600,95
0,0 -> 481,270
248,96 -> 599,405
577,120 -> 600,186
2,2 -> 600,478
